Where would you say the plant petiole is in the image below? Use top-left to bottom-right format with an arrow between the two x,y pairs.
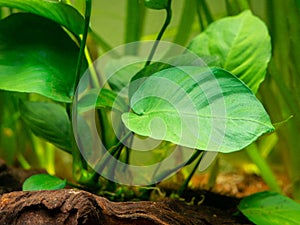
144,0 -> 172,67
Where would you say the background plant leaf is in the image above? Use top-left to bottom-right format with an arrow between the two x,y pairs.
23,174 -> 66,191
188,10 -> 271,93
122,66 -> 274,153
239,191 -> 300,225
105,56 -> 144,92
0,13 -> 86,102
20,101 -> 72,153
78,88 -> 128,113
0,0 -> 84,35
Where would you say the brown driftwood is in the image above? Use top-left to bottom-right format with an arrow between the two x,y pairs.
0,189 -> 252,225
0,159 -> 45,195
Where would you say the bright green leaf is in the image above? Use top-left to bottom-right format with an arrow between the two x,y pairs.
239,191 -> 300,225
122,66 -> 274,153
20,101 -> 72,153
188,10 -> 271,93
23,174 -> 66,191
144,0 -> 169,10
129,53 -> 219,99
78,88 -> 128,113
0,0 -> 84,35
0,13 -> 86,102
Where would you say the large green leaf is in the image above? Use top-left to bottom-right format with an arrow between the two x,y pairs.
239,191 -> 300,225
188,10 -> 271,93
0,0 -> 84,35
0,13 -> 85,102
20,101 -> 72,153
23,174 -> 66,191
122,66 -> 274,153
129,53 -> 219,99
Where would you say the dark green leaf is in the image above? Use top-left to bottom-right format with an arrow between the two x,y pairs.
0,0 -> 84,35
144,0 -> 169,10
0,13 -> 86,102
188,10 -> 271,93
20,101 -> 72,153
23,174 -> 66,191
122,66 -> 274,153
239,191 -> 300,225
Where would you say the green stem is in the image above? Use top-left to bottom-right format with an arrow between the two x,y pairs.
177,150 -> 204,196
145,0 -> 172,67
71,0 -> 94,185
74,0 -> 92,89
125,0 -> 145,54
239,0 -> 250,10
195,0 -> 205,31
154,149 -> 203,183
172,0 -> 196,46
201,0 -> 214,24
91,131 -> 132,182
245,144 -> 281,193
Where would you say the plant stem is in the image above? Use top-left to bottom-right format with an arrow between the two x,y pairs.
154,149 -> 203,183
91,131 -> 132,183
125,0 -> 145,54
245,144 -> 281,193
199,0 -> 214,25
172,0 -> 196,46
145,0 -> 172,67
71,0 -> 94,185
177,150 -> 204,196
74,0 -> 92,89
195,0 -> 205,31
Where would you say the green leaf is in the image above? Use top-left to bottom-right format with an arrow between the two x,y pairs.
20,101 -> 72,153
129,62 -> 172,99
23,174 -> 66,191
239,191 -> 300,225
0,0 -> 84,35
105,56 -> 144,92
188,10 -> 271,93
129,53 -> 220,99
122,66 -> 274,153
78,88 -> 129,113
144,0 -> 169,10
0,13 -> 85,102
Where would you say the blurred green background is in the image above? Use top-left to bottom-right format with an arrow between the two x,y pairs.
0,0 -> 299,200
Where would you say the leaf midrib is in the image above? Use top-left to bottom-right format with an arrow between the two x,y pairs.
129,111 -> 273,128
222,15 -> 246,69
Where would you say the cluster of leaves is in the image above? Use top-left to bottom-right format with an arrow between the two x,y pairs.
0,0 -> 299,224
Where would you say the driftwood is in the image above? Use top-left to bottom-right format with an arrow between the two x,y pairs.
0,159 -> 252,224
0,189 -> 252,225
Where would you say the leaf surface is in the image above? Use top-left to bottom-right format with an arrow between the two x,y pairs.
23,174 -> 66,191
188,10 -> 271,93
122,66 -> 274,153
20,101 -> 72,153
0,0 -> 84,35
239,191 -> 300,225
0,13 -> 85,102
